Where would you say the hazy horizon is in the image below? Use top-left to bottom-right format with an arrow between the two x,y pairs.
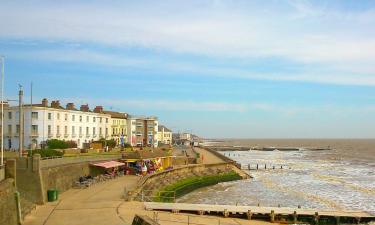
1,0 -> 375,138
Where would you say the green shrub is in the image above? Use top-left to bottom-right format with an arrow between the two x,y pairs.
47,139 -> 69,149
98,138 -> 117,148
155,171 -> 241,202
28,149 -> 64,158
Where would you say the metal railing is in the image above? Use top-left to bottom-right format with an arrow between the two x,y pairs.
139,190 -> 176,202
151,211 -> 239,225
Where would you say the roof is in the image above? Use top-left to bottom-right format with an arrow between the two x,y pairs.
91,161 -> 125,168
103,111 -> 128,119
122,149 -> 171,160
158,125 -> 172,132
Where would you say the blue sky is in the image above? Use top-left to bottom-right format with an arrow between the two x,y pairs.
1,0 -> 375,138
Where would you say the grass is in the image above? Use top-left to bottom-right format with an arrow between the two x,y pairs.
154,171 -> 241,202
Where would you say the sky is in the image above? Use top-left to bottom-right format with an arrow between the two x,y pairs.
0,0 -> 375,138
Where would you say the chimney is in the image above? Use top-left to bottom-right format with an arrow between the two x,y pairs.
93,106 -> 103,113
51,100 -> 61,108
80,104 -> 89,112
41,98 -> 48,107
66,103 -> 75,110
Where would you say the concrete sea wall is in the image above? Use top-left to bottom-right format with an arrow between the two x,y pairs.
130,162 -> 249,201
0,178 -> 18,225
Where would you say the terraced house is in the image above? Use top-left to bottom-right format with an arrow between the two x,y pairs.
103,111 -> 128,146
3,98 -> 111,150
157,125 -> 172,145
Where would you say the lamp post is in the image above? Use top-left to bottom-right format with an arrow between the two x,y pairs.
1,56 -> 4,166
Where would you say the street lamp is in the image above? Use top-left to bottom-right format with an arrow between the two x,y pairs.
1,56 -> 4,166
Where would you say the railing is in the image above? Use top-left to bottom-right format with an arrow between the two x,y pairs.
152,211 -> 237,225
138,190 -> 176,202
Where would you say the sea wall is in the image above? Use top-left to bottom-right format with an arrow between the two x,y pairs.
11,155 -> 110,205
129,162 -> 249,201
0,178 -> 18,225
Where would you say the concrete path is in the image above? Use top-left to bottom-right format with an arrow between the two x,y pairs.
23,174 -> 271,225
193,147 -> 225,164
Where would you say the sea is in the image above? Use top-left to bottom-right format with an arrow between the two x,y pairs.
178,139 -> 375,214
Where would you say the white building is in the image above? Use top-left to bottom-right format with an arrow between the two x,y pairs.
3,99 -> 111,150
127,116 -> 158,148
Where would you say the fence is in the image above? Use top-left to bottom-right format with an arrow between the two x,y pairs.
138,190 -> 176,202
152,211 -> 240,225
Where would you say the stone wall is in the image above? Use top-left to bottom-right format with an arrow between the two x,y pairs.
0,178 -> 18,225
40,161 -> 102,200
130,162 -> 249,200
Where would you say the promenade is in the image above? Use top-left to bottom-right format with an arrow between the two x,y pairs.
22,147 -> 271,225
193,147 -> 225,164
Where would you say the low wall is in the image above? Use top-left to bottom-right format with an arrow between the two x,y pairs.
10,155 -> 118,205
0,178 -> 18,225
130,162 -> 249,201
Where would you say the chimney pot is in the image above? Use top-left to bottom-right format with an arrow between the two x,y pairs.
42,98 -> 48,107
93,106 -> 103,113
66,103 -> 75,110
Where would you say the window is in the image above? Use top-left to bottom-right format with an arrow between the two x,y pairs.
99,127 -> 102,135
64,126 -> 68,134
105,128 -> 108,136
79,115 -> 82,122
31,125 -> 38,134
56,125 -> 60,135
99,117 -> 102,123
16,125 -> 20,134
31,112 -> 38,119
79,127 -> 82,135
48,125 -> 52,135
93,117 -> 96,123
8,112 -> 12,119
8,125 -> 12,134
86,116 -> 89,122
93,127 -> 96,135
72,126 -> 75,135
72,115 -> 75,121
112,128 -> 115,135
86,127 -> 89,135
64,114 -> 68,121
106,118 -> 108,123
57,113 -> 60,120
48,113 -> 52,120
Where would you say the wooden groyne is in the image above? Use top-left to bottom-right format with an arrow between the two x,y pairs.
145,202 -> 375,224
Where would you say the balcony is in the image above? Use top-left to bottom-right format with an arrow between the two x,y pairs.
71,134 -> 77,138
93,134 -> 97,138
79,134 -> 83,138
64,133 -> 69,138
56,133 -> 61,138
48,133 -> 53,138
86,134 -> 90,138
30,132 -> 39,137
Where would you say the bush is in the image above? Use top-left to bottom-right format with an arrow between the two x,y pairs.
98,138 -> 117,148
47,139 -> 69,149
65,140 -> 77,148
155,171 -> 241,202
28,149 -> 64,158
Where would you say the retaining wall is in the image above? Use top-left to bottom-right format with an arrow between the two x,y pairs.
130,162 -> 249,201
0,178 -> 18,225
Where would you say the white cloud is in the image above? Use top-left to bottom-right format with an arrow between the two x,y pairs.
1,1 -> 375,85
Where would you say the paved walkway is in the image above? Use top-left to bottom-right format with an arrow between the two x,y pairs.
23,174 -> 272,225
193,147 -> 225,164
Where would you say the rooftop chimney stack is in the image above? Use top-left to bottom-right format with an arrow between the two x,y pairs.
93,106 -> 103,113
51,100 -> 61,108
80,104 -> 89,112
66,103 -> 75,110
41,98 -> 48,107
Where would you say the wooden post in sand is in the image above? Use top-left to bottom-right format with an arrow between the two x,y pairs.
247,210 -> 253,220
293,211 -> 298,224
314,212 -> 319,225
270,210 -> 275,223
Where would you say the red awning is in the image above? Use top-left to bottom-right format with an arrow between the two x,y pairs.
91,161 -> 125,169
